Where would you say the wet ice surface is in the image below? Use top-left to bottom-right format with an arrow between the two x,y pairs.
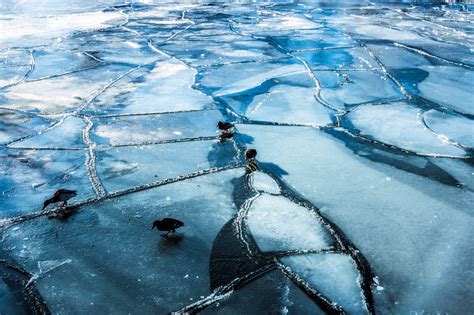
0,0 -> 473,314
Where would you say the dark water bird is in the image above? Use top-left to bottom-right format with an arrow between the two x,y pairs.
217,121 -> 234,131
246,159 -> 258,174
43,189 -> 77,210
219,131 -> 234,141
152,218 -> 184,236
245,148 -> 257,161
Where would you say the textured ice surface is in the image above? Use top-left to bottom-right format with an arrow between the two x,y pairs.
96,140 -> 237,192
1,169 -> 241,314
0,110 -> 51,145
11,116 -> 86,149
202,270 -> 324,314
317,71 -> 403,109
294,47 -> 381,70
417,66 -> 474,115
91,110 -> 223,146
280,254 -> 365,314
346,102 -> 466,156
1,1 -> 473,314
247,194 -> 333,252
424,110 -> 474,148
249,171 -> 280,194
243,73 -> 334,126
0,149 -> 94,219
86,60 -> 213,115
238,124 -> 474,314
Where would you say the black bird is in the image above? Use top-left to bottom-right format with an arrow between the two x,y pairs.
217,121 -> 234,131
246,159 -> 258,174
152,218 -> 184,236
219,131 -> 234,141
43,189 -> 77,210
245,148 -> 257,161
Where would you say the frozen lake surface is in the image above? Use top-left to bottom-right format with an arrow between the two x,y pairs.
1,0 -> 473,314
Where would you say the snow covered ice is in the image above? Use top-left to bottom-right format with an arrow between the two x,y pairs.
1,0 -> 473,314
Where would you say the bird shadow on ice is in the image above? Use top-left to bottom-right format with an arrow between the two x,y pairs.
157,233 -> 185,252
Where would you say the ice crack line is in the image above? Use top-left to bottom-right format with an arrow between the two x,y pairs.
83,116 -> 107,197
0,49 -> 35,90
0,163 -> 244,228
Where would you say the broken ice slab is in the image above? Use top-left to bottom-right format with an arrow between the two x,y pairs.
250,171 -> 280,194
159,28 -> 286,67
10,116 -> 87,149
91,110 -> 223,146
242,72 -> 334,126
294,47 -> 380,70
0,109 -> 51,145
1,64 -> 134,114
270,28 -> 357,52
197,59 -> 306,98
246,194 -> 334,252
201,270 -> 324,314
237,123 -> 474,314
0,149 -> 94,219
233,14 -> 321,36
67,29 -> 160,65
0,65 -> 31,88
280,253 -> 366,314
27,49 -> 102,81
85,60 -> 213,116
96,140 -> 237,192
366,44 -> 431,70
0,49 -> 31,67
346,102 -> 466,157
417,66 -> 474,116
316,71 -> 403,109
328,12 -> 474,67
424,110 -> 474,149
0,8 -> 124,49
1,169 -> 241,314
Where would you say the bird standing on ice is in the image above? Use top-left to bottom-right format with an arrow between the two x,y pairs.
43,189 -> 77,210
245,149 -> 258,173
152,218 -> 184,237
217,121 -> 234,142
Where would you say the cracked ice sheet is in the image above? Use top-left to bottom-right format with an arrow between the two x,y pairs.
0,169 -> 241,314
67,29 -> 160,65
27,49 -> 101,81
91,110 -> 224,146
294,47 -> 381,71
96,140 -> 237,193
0,10 -> 124,49
86,60 -> 213,116
237,124 -> 474,313
0,109 -> 51,145
247,194 -> 334,252
424,110 -> 474,149
346,102 -> 466,157
198,59 -> 306,98
417,66 -> 474,116
202,270 -> 324,314
1,64 -> 133,114
316,71 -> 403,109
241,72 -> 334,126
280,253 -> 365,314
0,149 -> 94,219
326,11 -> 474,67
10,116 -> 86,149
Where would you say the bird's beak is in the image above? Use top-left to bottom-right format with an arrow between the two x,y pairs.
151,225 -> 154,230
